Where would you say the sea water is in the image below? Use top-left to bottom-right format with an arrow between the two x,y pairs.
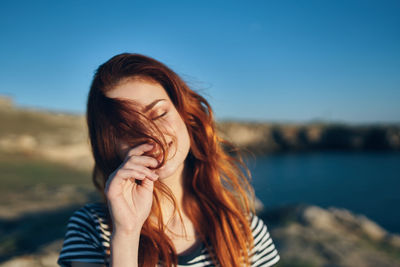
247,151 -> 400,234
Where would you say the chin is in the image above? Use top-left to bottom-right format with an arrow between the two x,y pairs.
156,139 -> 190,180
156,161 -> 183,180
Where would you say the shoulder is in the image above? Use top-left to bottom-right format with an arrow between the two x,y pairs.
58,203 -> 110,267
248,212 -> 269,238
72,202 -> 109,228
66,202 -> 110,242
248,212 -> 280,266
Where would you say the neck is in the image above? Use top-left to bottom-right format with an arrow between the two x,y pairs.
159,163 -> 186,221
156,162 -> 198,240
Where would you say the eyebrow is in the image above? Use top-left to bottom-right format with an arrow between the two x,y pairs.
143,99 -> 166,113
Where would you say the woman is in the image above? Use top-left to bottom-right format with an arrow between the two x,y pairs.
58,53 -> 280,267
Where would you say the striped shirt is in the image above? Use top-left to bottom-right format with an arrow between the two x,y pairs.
58,203 -> 280,266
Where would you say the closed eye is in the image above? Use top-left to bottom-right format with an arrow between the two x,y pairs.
152,112 -> 167,120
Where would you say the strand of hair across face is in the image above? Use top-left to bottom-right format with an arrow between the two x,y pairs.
87,53 -> 257,266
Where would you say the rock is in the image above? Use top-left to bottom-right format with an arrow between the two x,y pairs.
0,256 -> 38,267
0,240 -> 62,267
358,214 -> 387,241
258,204 -> 400,267
302,205 -> 337,230
386,234 -> 400,248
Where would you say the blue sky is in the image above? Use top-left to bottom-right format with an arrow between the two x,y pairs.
0,0 -> 399,124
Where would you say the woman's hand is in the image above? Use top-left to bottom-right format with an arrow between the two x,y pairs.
105,143 -> 159,235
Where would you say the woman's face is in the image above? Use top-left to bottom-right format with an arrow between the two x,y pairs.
105,78 -> 191,180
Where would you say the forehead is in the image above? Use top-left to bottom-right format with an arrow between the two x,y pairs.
105,78 -> 170,107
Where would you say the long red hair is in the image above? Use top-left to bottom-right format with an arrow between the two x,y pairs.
87,53 -> 256,266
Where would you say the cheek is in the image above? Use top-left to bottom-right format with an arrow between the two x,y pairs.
167,114 -> 190,148
177,119 -> 191,150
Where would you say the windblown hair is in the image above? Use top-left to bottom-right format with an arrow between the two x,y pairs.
87,53 -> 256,266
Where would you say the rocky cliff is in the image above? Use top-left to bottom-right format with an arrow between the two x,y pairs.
1,96 -> 399,172
218,121 -> 400,154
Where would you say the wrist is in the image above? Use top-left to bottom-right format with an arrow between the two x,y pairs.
112,224 -> 142,238
110,228 -> 140,267
112,229 -> 141,240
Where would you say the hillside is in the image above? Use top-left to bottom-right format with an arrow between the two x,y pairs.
1,96 -> 399,173
218,120 -> 400,154
0,97 -> 92,170
1,96 -> 400,266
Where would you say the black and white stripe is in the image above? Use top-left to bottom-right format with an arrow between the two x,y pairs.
249,213 -> 280,267
58,203 -> 109,266
58,203 -> 280,266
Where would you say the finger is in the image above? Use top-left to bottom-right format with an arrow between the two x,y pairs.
105,168 -> 155,192
121,163 -> 158,180
122,168 -> 158,181
139,177 -> 155,191
105,169 -> 143,197
126,143 -> 154,157
125,155 -> 159,168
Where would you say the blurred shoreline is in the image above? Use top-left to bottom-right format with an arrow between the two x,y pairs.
218,120 -> 400,155
1,95 -> 399,172
1,96 -> 400,266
